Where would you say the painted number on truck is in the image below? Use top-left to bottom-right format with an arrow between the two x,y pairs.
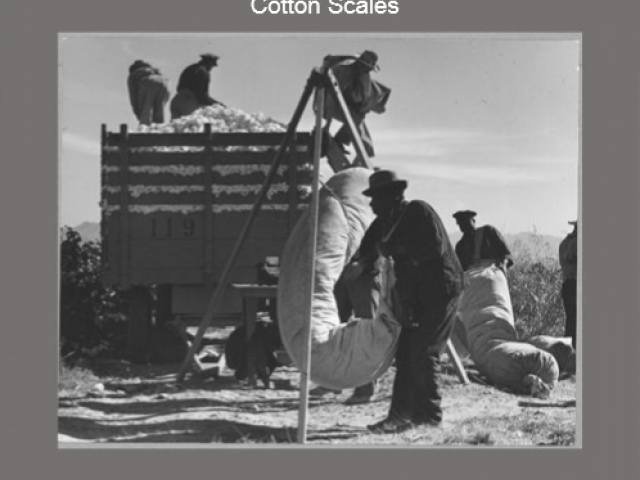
151,218 -> 196,238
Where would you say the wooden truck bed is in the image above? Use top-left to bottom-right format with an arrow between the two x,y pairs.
100,124 -> 313,320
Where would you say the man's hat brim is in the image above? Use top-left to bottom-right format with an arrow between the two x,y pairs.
453,210 -> 478,221
200,54 -> 219,65
362,180 -> 407,197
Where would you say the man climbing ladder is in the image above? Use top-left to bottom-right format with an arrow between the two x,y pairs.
319,51 -> 391,168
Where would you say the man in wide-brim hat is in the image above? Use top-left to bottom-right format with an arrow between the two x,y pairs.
343,169 -> 465,434
170,53 -> 224,120
322,50 -> 391,161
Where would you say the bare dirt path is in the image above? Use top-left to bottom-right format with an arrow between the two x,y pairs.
58,357 -> 577,446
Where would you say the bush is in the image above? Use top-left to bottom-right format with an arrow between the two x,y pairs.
507,236 -> 565,339
59,227 -> 129,358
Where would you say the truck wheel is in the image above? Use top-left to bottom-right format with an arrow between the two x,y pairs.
128,286 -> 152,364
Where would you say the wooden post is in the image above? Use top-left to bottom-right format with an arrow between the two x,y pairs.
446,339 -> 469,385
296,85 -> 325,444
118,124 -> 131,288
100,124 -> 109,272
176,74 -> 317,383
203,123 -> 215,280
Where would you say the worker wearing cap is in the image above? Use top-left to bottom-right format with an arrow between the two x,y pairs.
452,210 -> 514,272
346,169 -> 464,434
559,220 -> 578,349
127,60 -> 171,125
170,53 -> 224,120
322,50 -> 391,159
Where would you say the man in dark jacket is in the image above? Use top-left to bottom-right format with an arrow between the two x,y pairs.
170,53 -> 224,120
348,170 -> 465,434
127,60 -> 170,125
322,50 -> 391,159
453,210 -> 514,272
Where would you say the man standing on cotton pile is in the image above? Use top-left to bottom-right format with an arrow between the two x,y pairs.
170,53 -> 225,120
127,60 -> 171,125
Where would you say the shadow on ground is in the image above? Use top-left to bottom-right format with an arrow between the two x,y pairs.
58,415 -> 364,444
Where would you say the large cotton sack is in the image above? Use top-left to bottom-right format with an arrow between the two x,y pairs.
526,335 -> 576,374
277,167 -> 401,389
459,261 -> 559,396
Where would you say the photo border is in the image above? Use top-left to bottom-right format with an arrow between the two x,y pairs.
1,0 -> 638,479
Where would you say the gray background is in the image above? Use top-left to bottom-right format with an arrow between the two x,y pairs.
1,0 -> 638,479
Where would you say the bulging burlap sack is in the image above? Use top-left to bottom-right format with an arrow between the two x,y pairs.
459,262 -> 559,396
277,167 -> 401,389
526,335 -> 576,374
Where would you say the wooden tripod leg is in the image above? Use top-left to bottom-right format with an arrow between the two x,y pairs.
446,338 -> 469,385
176,73 -> 317,383
297,84 -> 326,445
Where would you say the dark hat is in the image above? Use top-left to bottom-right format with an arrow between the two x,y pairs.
356,50 -> 379,71
453,210 -> 478,221
568,220 -> 578,225
129,59 -> 150,73
200,53 -> 219,65
362,169 -> 407,196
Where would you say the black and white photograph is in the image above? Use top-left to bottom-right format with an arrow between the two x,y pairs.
57,33 -> 581,446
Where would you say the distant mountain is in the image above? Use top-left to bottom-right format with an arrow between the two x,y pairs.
72,221 -> 100,243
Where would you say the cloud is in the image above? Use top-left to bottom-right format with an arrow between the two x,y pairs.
374,152 -> 576,187
368,124 -> 577,185
62,132 -> 99,156
373,127 -> 485,157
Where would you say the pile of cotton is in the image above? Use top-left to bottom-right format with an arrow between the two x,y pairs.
138,105 -> 286,135
129,105 -> 289,153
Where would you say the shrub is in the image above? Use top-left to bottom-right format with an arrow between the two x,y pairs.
507,235 -> 565,339
59,227 -> 129,357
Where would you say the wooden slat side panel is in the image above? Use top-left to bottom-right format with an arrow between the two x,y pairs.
172,284 -> 242,316
130,240 -> 205,269
111,211 -> 295,240
127,213 -> 203,240
102,150 -> 315,167
118,125 -> 131,287
100,129 -> 314,289
210,211 -> 292,239
129,268 -> 204,286
203,125 -> 215,278
101,166 -> 313,188
102,190 -> 310,206
105,131 -> 312,148
101,215 -> 121,285
210,238 -> 289,270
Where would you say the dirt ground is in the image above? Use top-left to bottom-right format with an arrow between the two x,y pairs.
58,335 -> 578,446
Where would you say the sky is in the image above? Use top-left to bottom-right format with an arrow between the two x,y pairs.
59,33 -> 580,236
